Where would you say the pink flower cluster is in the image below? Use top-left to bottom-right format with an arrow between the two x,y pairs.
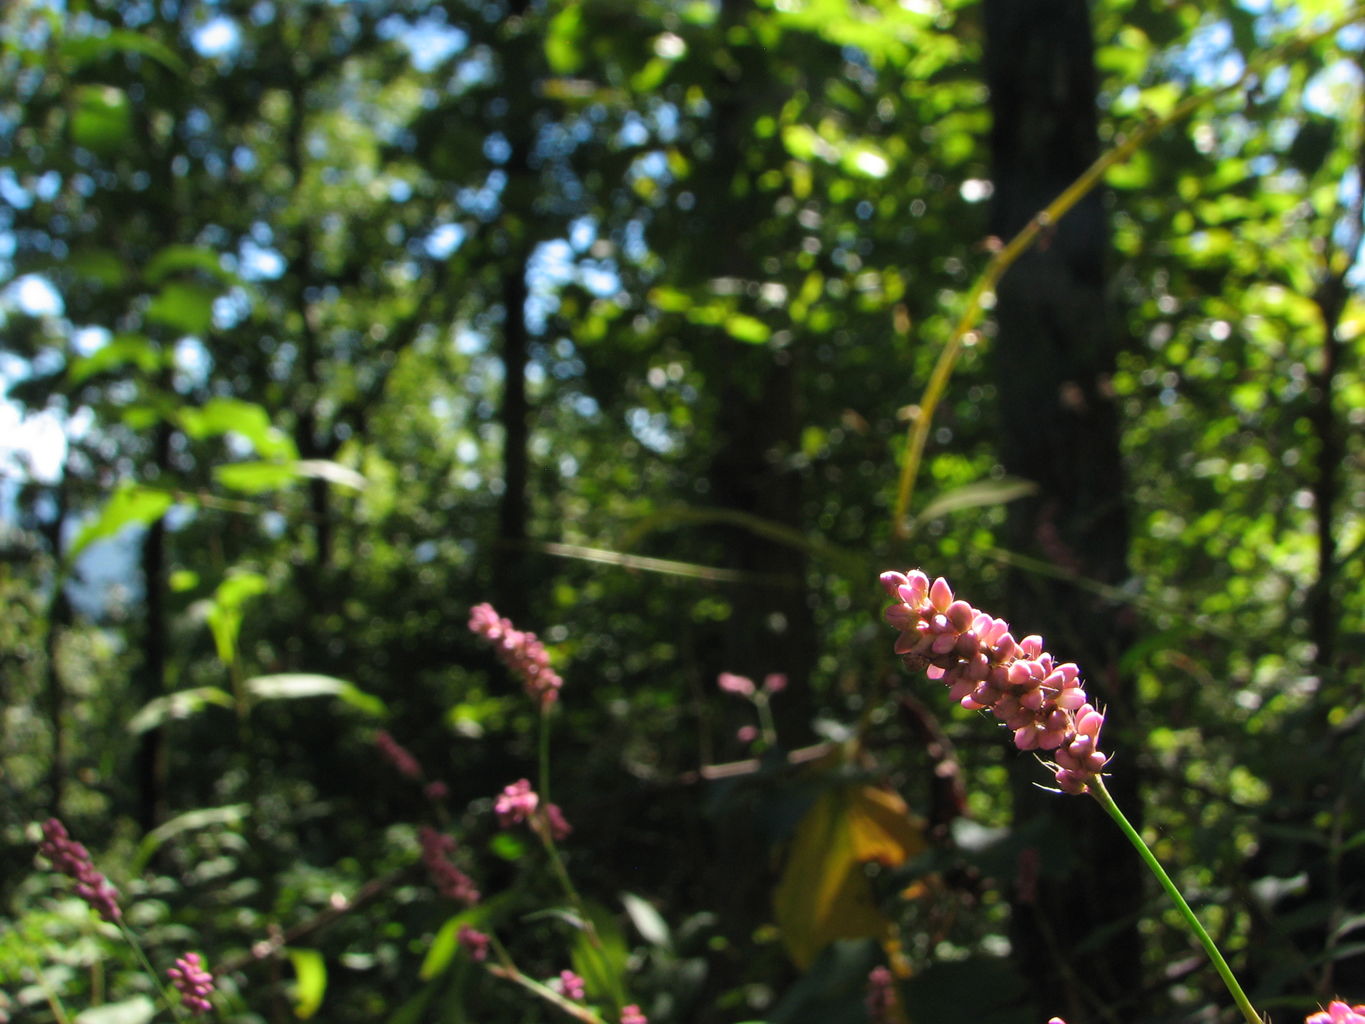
419,827 -> 480,905
458,924 -> 490,961
494,780 -> 572,841
620,1005 -> 648,1024
36,818 -> 122,923
167,952 -> 214,1015
559,969 -> 586,1001
879,570 -> 1109,795
469,602 -> 563,709
1309,1003 -> 1365,1024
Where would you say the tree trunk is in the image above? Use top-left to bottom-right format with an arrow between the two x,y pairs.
984,2 -> 1144,1020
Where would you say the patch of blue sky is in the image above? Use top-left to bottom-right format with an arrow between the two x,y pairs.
569,217 -> 597,252
192,16 -> 241,58
378,14 -> 468,72
425,223 -> 466,259
5,274 -> 64,317
240,240 -> 285,280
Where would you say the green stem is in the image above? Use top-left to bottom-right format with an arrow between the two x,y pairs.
1087,777 -> 1262,1024
538,706 -> 552,807
485,936 -> 606,1023
116,920 -> 193,1022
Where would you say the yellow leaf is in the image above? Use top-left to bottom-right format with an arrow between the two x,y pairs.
773,783 -> 926,969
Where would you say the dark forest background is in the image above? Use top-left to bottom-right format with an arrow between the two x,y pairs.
2,1 -> 1364,1022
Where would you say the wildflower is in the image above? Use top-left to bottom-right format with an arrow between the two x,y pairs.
865,966 -> 900,1023
469,602 -> 563,708
458,924 -> 489,961
495,779 -> 539,827
1307,1004 -> 1365,1024
762,672 -> 787,694
419,827 -> 480,905
424,780 -> 449,802
879,570 -> 1110,795
493,780 -> 572,841
620,1005 -> 648,1024
36,819 -> 122,923
559,969 -> 586,1001
717,672 -> 756,697
167,952 -> 214,1015
736,724 -> 759,744
375,730 -> 423,780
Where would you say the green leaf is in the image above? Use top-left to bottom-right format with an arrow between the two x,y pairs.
67,483 -> 174,563
126,687 -> 234,734
68,334 -> 161,384
145,281 -> 216,335
145,244 -> 236,285
724,313 -> 771,344
911,477 -> 1038,525
621,891 -> 671,949
133,803 -> 250,872
286,948 -> 327,1019
245,674 -> 388,717
73,996 -> 156,1024
213,459 -> 364,494
70,85 -> 132,155
569,901 -> 630,1007
205,569 -> 270,665
419,915 -> 466,980
62,30 -> 187,76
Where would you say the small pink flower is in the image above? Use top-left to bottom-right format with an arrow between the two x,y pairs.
620,1005 -> 648,1024
717,672 -> 755,697
36,819 -> 122,923
424,780 -> 449,801
736,724 -> 759,743
458,924 -> 490,961
559,969 -> 586,1001
762,672 -> 787,694
1307,1003 -> 1365,1024
167,952 -> 214,1015
469,602 -> 563,708
495,779 -> 539,827
1047,1018 -> 1069,1024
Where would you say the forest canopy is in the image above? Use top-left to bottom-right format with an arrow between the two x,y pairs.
2,1 -> 1364,1023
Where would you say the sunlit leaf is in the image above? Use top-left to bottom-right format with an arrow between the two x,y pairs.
126,687 -> 234,734
773,782 -> 927,968
70,86 -> 131,154
286,948 -> 327,1019
73,996 -> 156,1024
569,901 -> 630,1007
621,891 -> 671,948
912,477 -> 1038,525
133,803 -> 250,872
245,674 -> 388,717
180,397 -> 298,459
67,483 -> 174,563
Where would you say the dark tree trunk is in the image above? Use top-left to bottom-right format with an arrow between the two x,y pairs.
984,2 -> 1144,1020
137,419 -> 172,833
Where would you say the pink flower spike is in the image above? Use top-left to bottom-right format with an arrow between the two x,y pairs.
167,952 -> 214,1016
717,672 -> 756,697
620,1005 -> 648,1024
1305,1002 -> 1365,1024
37,819 -> 122,923
544,803 -> 573,842
469,602 -> 563,708
375,730 -> 423,780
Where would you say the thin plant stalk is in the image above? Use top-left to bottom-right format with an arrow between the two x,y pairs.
1087,776 -> 1263,1024
891,4 -> 1365,534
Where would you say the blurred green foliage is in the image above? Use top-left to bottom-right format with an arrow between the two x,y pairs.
1,0 -> 1363,1022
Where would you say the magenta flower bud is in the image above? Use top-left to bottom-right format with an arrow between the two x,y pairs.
1056,688 -> 1088,711
469,602 -> 563,709
1018,635 -> 1044,658
37,819 -> 122,923
931,632 -> 958,655
1306,1002 -> 1365,1024
495,779 -> 540,827
1015,726 -> 1040,750
620,1004 -> 649,1024
879,571 -> 910,596
946,600 -> 975,632
928,576 -> 954,612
